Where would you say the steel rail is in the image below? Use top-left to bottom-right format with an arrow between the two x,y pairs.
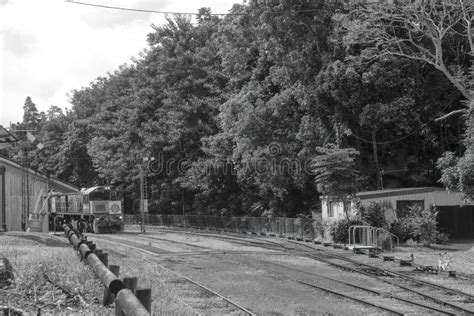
123,234 -> 211,250
91,235 -> 256,316
286,240 -> 474,299
126,225 -> 474,314
112,232 -> 425,315
284,241 -> 474,315
63,225 -> 150,316
137,226 -> 474,314
294,279 -> 404,316
127,225 -> 287,248
129,232 -> 287,253
245,257 -> 454,315
117,233 -> 289,256
300,242 -> 474,300
215,235 -> 474,314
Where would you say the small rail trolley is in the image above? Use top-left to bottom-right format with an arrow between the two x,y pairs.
51,186 -> 124,233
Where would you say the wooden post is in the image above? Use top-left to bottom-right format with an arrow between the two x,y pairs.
115,277 -> 138,316
135,288 -> 152,312
103,265 -> 120,306
98,253 -> 108,266
123,277 -> 137,292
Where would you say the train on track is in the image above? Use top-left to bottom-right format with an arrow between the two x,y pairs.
50,186 -> 124,233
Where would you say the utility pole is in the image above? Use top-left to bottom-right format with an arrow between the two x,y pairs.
139,157 -> 154,233
139,162 -> 146,233
10,129 -> 38,231
379,168 -> 409,190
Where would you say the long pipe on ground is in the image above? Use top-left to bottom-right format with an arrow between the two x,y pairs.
63,224 -> 149,315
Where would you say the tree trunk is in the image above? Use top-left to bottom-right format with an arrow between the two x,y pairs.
371,130 -> 381,189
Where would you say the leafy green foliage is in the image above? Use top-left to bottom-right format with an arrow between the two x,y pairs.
437,90 -> 474,202
410,206 -> 439,247
311,145 -> 360,201
389,205 -> 446,245
389,218 -> 416,243
9,2 -> 471,217
326,217 -> 364,244
357,202 -> 387,228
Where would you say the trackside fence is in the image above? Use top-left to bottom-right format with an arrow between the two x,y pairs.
125,214 -> 320,241
63,225 -> 151,315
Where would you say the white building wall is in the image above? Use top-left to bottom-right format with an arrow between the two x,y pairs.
322,200 -> 351,221
321,188 -> 471,223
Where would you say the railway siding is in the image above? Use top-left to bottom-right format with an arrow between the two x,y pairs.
91,229 -> 474,315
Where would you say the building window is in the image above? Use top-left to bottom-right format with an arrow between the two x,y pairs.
328,201 -> 335,218
396,200 -> 424,216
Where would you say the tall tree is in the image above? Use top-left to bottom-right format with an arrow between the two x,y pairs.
346,0 -> 472,117
22,96 -> 42,130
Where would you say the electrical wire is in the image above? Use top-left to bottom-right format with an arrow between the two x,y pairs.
65,0 -> 331,16
349,95 -> 461,145
65,0 -> 247,16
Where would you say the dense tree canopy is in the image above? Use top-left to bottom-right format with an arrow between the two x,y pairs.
5,0 -> 473,214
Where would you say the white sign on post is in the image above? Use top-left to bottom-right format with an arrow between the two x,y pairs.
143,199 -> 148,213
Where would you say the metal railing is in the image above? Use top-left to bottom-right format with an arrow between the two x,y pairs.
349,225 -> 375,248
349,225 -> 399,251
63,225 -> 150,315
375,228 -> 400,251
125,214 -> 318,241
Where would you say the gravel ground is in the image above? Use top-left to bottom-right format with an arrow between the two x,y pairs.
91,229 -> 469,315
122,227 -> 474,312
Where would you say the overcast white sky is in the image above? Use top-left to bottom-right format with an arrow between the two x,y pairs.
0,0 -> 241,126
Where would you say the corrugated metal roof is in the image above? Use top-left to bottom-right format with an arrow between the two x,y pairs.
356,187 -> 445,200
0,126 -> 17,143
0,155 -> 78,192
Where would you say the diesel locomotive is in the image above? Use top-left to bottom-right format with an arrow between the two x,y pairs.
51,186 -> 124,233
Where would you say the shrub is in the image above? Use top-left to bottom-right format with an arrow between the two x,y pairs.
435,232 -> 450,244
389,216 -> 415,242
390,205 -> 448,246
410,206 -> 439,247
378,231 -> 394,250
356,202 -> 387,228
314,221 -> 325,241
405,238 -> 420,247
327,217 -> 364,244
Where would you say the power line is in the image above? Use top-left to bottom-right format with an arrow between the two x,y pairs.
349,95 -> 461,145
65,0 -> 247,16
65,0 -> 330,16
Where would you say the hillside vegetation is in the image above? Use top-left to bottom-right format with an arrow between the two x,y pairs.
5,0 -> 473,216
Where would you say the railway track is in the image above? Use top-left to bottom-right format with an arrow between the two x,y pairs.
89,234 -> 255,316
125,227 -> 474,315
95,231 -> 471,315
137,226 -> 474,281
285,240 -> 474,315
93,233 -> 405,315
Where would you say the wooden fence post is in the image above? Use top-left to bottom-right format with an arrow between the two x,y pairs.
115,277 -> 138,316
103,265 -> 120,306
135,288 -> 152,312
98,253 -> 108,267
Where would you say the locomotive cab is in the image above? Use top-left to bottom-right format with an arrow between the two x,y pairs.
51,186 -> 124,233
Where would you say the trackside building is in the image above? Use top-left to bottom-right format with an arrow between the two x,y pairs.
321,187 -> 474,237
0,155 -> 78,231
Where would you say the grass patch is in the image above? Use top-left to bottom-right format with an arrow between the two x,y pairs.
0,235 -> 111,314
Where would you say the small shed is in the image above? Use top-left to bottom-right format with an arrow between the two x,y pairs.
0,155 -> 78,231
321,187 -> 474,237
